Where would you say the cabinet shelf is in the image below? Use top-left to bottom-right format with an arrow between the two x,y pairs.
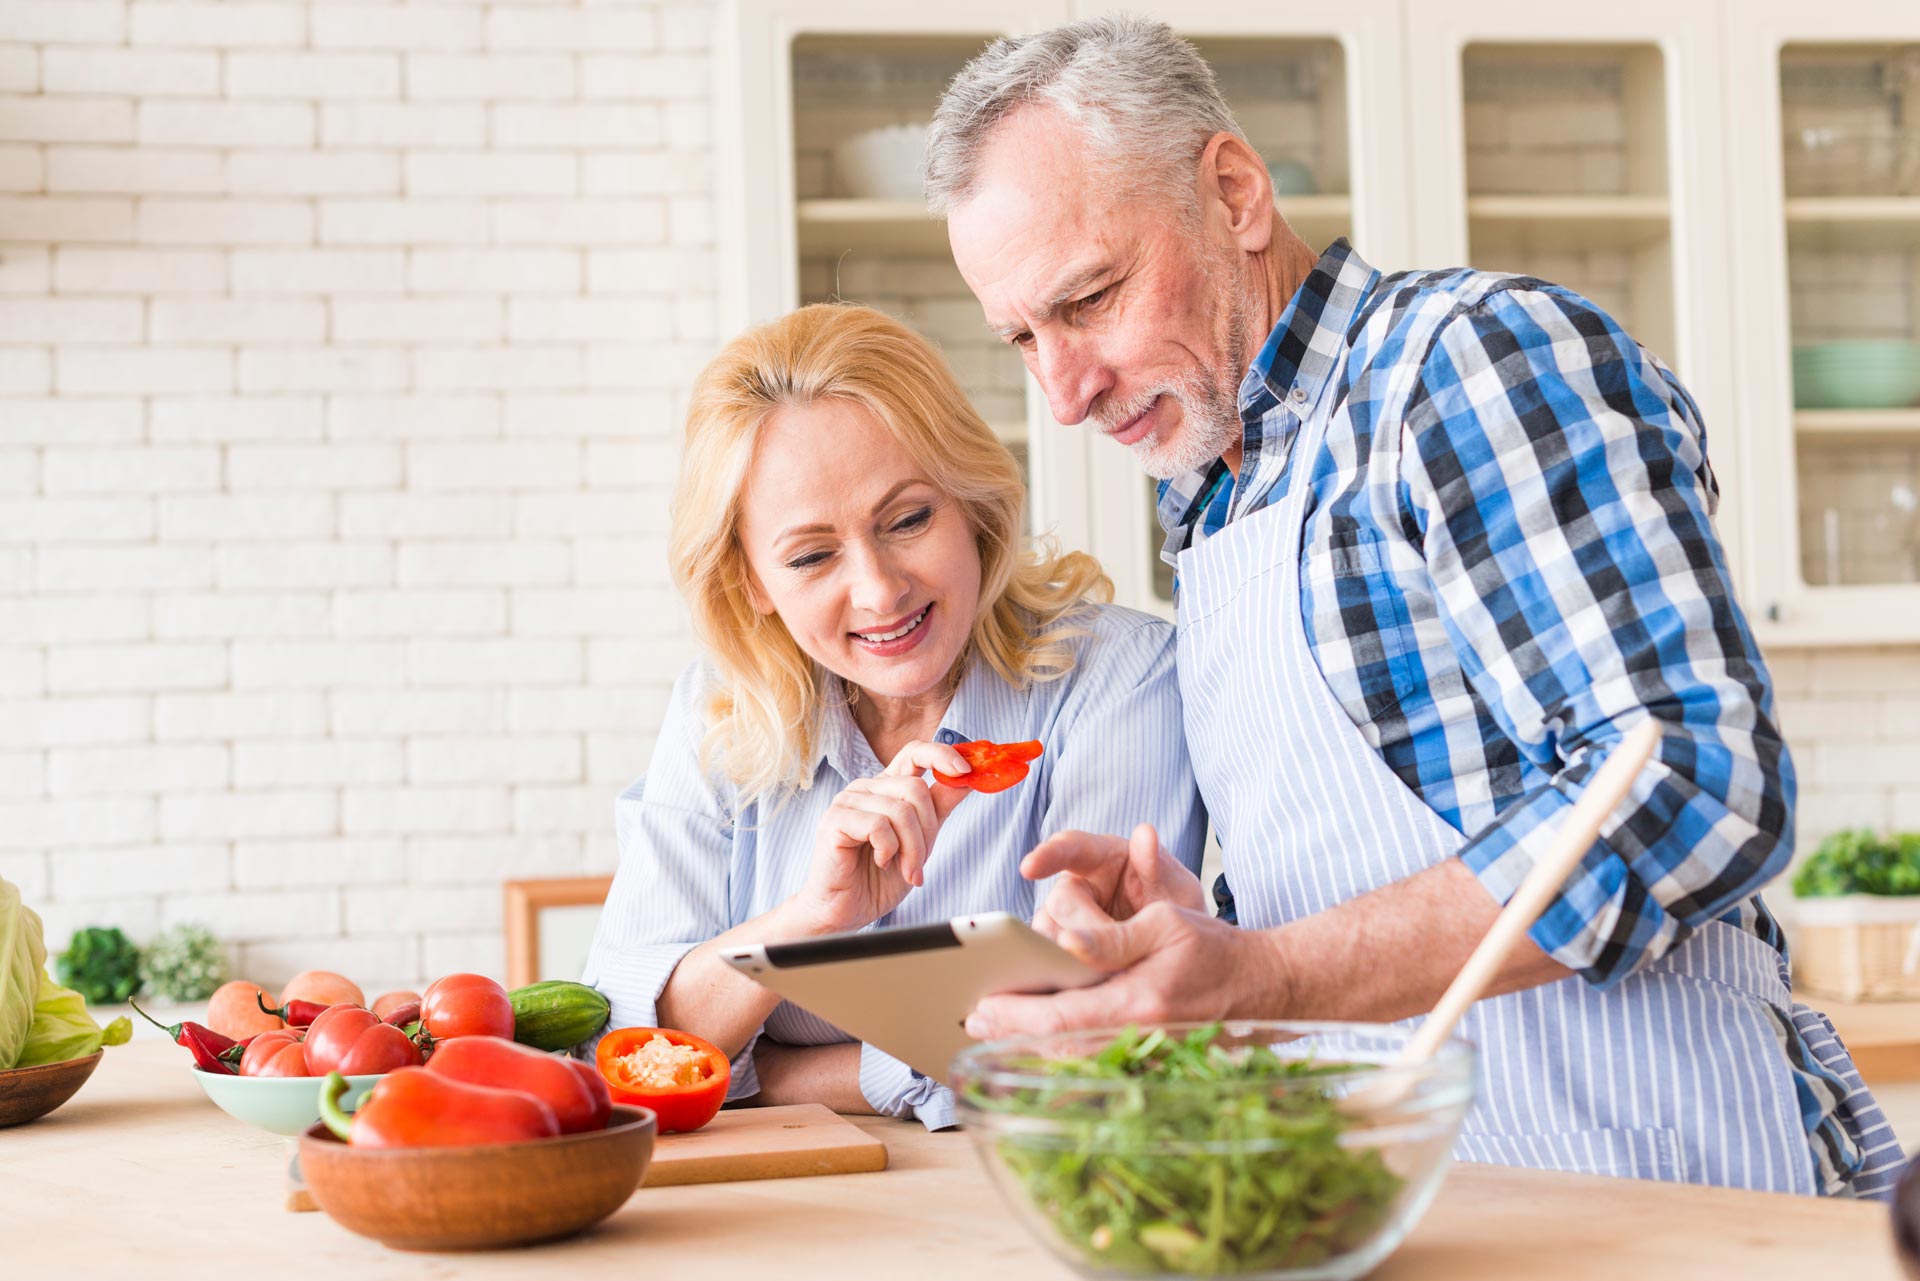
1467,195 -> 1671,251
1785,197 -> 1920,250
797,195 -> 1356,260
1796,408 -> 1920,440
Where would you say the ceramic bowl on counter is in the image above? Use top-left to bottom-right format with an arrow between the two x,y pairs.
0,1051 -> 103,1128
832,122 -> 929,201
192,1066 -> 385,1136
953,1021 -> 1475,1281
298,1104 -> 657,1251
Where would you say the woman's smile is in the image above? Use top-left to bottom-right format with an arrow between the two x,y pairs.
851,603 -> 934,656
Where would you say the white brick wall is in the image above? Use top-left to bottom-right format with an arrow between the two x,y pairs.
2,0 -> 706,993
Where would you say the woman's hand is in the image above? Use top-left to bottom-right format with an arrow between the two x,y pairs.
792,739 -> 973,934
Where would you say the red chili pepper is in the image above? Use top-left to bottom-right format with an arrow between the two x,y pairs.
931,739 -> 1044,794
424,1035 -> 609,1134
130,999 -> 240,1074
319,1068 -> 560,1149
256,992 -> 331,1028
594,1026 -> 730,1134
380,1000 -> 420,1029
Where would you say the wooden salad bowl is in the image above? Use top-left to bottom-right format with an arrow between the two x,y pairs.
0,1051 -> 103,1128
299,1103 -> 657,1251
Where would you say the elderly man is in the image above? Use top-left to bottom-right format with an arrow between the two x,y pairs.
930,17 -> 1901,1197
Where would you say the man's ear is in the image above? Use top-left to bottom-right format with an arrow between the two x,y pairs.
1203,132 -> 1275,255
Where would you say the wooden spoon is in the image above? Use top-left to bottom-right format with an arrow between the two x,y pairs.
1348,718 -> 1664,1110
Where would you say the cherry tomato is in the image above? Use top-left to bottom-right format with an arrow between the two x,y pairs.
420,973 -> 515,1042
931,739 -> 1044,794
595,1026 -> 730,1134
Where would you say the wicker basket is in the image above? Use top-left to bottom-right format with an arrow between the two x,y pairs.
1786,894 -> 1920,1003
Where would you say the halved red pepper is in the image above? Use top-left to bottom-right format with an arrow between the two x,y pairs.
319,1067 -> 560,1149
425,1034 -> 609,1134
594,1027 -> 730,1134
931,739 -> 1044,794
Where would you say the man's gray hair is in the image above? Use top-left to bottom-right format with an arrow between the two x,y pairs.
924,15 -> 1246,218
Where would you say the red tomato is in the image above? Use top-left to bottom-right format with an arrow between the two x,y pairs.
337,1022 -> 423,1075
420,973 -> 515,1042
594,1027 -> 730,1134
931,739 -> 1044,794
306,1003 -> 427,1076
240,1028 -> 306,1077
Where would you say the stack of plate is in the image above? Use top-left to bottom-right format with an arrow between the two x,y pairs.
1792,340 -> 1920,410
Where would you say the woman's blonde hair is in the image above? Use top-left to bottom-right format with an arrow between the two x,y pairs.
671,303 -> 1112,803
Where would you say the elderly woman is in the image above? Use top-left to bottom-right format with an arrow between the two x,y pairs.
580,304 -> 1205,1128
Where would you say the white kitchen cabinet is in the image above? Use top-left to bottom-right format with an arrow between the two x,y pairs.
718,1 -> 1920,640
1723,0 -> 1920,644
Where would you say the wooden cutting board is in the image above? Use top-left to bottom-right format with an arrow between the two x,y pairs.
286,1103 -> 886,1210
642,1103 -> 888,1186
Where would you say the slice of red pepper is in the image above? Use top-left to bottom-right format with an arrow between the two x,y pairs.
594,1027 -> 730,1134
931,739 -> 1044,794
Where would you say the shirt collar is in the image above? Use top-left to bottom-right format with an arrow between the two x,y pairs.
810,651 -> 992,782
1156,238 -> 1380,541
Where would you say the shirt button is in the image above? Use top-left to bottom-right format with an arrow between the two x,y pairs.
1288,386 -> 1308,405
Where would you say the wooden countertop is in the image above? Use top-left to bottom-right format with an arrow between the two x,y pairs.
4,1040 -> 1903,1279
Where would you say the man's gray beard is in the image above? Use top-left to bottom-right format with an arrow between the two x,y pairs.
1098,283 -> 1256,481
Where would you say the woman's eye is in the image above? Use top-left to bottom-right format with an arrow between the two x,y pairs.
786,551 -> 830,571
892,507 -> 932,533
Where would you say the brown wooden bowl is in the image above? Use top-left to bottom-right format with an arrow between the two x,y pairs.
0,1051 -> 103,1128
298,1104 -> 657,1251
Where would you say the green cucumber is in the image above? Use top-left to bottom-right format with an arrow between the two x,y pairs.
508,980 -> 611,1052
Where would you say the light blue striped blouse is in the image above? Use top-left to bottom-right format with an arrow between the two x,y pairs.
580,602 -> 1206,1127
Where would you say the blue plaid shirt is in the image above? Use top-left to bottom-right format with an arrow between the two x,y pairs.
1163,240 -> 1795,990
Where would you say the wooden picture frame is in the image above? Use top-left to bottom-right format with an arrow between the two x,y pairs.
503,875 -> 614,990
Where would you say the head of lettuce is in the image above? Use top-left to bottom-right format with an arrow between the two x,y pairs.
3,875 -> 131,1069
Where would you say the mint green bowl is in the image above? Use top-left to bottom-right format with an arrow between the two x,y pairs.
192,1067 -> 385,1136
1792,340 -> 1920,409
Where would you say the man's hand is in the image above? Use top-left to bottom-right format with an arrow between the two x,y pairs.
1026,823 -> 1207,947
966,900 -> 1284,1038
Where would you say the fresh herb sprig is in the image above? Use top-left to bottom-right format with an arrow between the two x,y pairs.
968,1024 -> 1402,1276
1792,829 -> 1920,898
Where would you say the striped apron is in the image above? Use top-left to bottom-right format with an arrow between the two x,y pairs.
1173,402 -> 1904,1196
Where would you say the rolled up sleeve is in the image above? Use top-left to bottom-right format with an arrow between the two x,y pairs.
1403,287 -> 1795,986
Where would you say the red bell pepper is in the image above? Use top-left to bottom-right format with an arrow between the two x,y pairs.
931,739 -> 1044,793
424,1034 -> 610,1134
319,1067 -> 560,1149
594,1027 -> 730,1134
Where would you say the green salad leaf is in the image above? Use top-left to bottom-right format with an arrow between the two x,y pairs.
966,1025 -> 1402,1275
55,925 -> 142,1005
1,875 -> 48,1070
18,975 -> 131,1068
1792,829 -> 1920,897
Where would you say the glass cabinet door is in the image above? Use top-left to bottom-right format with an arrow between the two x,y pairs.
1778,43 -> 1920,593
787,35 -> 1033,505
1458,43 -> 1678,370
1722,0 -> 1920,643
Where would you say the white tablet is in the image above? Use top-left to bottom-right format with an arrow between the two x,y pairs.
720,911 -> 1102,1085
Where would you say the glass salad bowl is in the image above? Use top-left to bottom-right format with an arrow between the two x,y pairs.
952,1021 -> 1476,1281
